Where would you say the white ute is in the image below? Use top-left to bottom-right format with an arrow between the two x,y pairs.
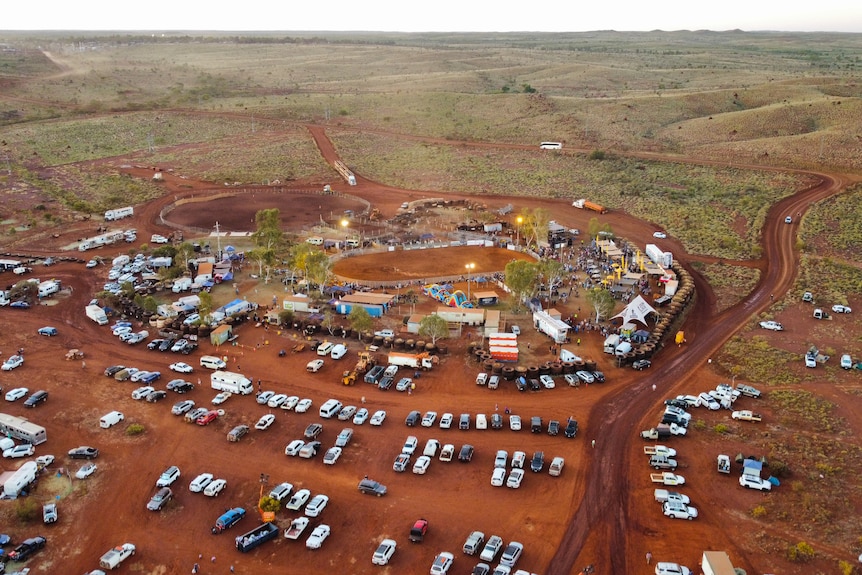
99,543 -> 136,570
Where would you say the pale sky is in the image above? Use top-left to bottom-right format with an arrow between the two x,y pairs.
3,0 -> 861,33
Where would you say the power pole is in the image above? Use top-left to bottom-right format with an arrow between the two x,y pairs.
214,221 -> 222,260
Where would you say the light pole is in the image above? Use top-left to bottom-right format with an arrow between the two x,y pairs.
516,216 -> 523,246
341,219 -> 349,249
465,263 -> 475,302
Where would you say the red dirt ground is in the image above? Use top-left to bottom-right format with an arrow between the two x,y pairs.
0,126 -> 855,575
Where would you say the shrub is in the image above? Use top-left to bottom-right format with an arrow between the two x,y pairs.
259,495 -> 281,514
838,560 -> 854,575
713,423 -> 730,434
751,505 -> 767,518
15,497 -> 40,522
588,150 -> 606,161
787,541 -> 816,562
125,423 -> 145,436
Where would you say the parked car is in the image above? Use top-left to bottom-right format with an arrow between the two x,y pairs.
3,444 -> 35,459
421,411 -> 438,427
663,501 -> 699,520
499,541 -> 524,567
267,393 -> 287,408
739,474 -> 772,491
169,362 -> 193,373
372,538 -> 397,565
204,478 -> 227,497
509,415 -> 521,431
146,390 -> 167,403
338,405 -> 357,421
335,428 -> 354,447
490,413 -> 503,429
759,320 -> 784,331
131,386 -> 155,400
304,494 -> 329,517
305,524 -> 331,549
304,423 -> 323,439
23,390 -> 49,407
370,410 -> 387,426
480,535 -> 504,562
353,408 -> 369,425
227,425 -> 249,441
458,444 -> 474,462
539,374 -> 555,389
403,435 -> 419,455
698,392 -> 721,410
832,304 -> 852,314
147,487 -> 172,510
68,446 -> 99,459
655,562 -> 692,575
156,465 -> 181,487
547,420 -> 560,436
439,412 -> 454,429
196,410 -> 219,426
189,473 -> 214,493
506,468 -> 525,488
7,535 -> 46,561
298,441 -> 322,458
632,359 -> 652,370
413,455 -> 432,474
511,451 -> 526,469
75,463 -> 97,479
430,551 -> 455,575
37,326 -> 58,336
295,398 -> 313,413
42,503 -> 58,524
358,478 -> 387,496
269,482 -> 294,502
564,418 -> 579,438
323,446 -> 342,465
530,451 -> 544,472
284,440 -> 305,456
491,467 -> 506,487
169,400 -> 192,418
575,370 -> 595,384
286,488 -> 311,511
1,355 -> 24,371
167,379 -> 194,393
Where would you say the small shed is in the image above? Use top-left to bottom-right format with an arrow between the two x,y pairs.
210,324 -> 233,346
283,294 -> 312,313
406,314 -> 425,334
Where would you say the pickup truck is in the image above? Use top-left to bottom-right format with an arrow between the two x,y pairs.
731,410 -> 762,422
643,445 -> 677,457
235,522 -> 279,552
653,488 -> 690,505
735,383 -> 762,398
284,517 -> 310,540
99,543 -> 136,570
640,423 -> 687,440
650,472 -> 686,485
649,455 -> 678,470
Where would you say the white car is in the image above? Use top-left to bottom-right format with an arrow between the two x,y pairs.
663,502 -> 699,520
491,467 -> 506,487
675,395 -> 701,408
338,405 -> 357,421
267,393 -> 288,408
256,391 -> 274,405
353,407 -> 369,425
169,362 -> 194,373
759,320 -> 784,331
131,386 -> 155,400
739,474 -> 772,491
112,326 -> 133,337
172,400 -> 195,415
295,398 -> 313,413
35,454 -> 55,467
421,411 -> 438,427
255,414 -> 275,430
1,355 -> 24,371
286,488 -> 311,511
305,494 -> 329,517
305,524 -> 331,549
509,415 -> 522,431
86,259 -> 99,268
285,439 -> 305,456
182,313 -> 200,326
698,392 -> 720,410
5,387 -> 29,402
281,395 -> 300,411
430,551 -> 454,575
189,472 -> 214,493
653,231 -> 667,239
655,562 -> 692,575
511,451 -> 526,469
3,444 -> 35,459
370,410 -> 387,426
564,373 -> 580,386
402,435 -> 419,455
204,478 -> 227,497
506,468 -> 525,488
413,455 -> 431,475
439,412 -> 454,429
539,374 -> 555,389
306,359 -> 325,373
323,446 -> 342,465
832,304 -> 852,314
374,329 -> 395,338
510,325 -> 521,335
212,392 -> 232,405
372,538 -> 397,566
75,463 -> 98,479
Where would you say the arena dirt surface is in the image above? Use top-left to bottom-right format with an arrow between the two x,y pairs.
0,125 -> 855,575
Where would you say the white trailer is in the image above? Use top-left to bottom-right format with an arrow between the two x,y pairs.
211,371 -> 254,395
388,352 -> 436,370
37,280 -> 61,298
99,543 -> 136,569
86,304 -> 109,325
532,310 -> 569,344
172,278 -> 193,293
0,259 -> 22,271
645,243 -> 673,268
701,551 -> 736,575
433,307 -> 485,326
78,230 -> 125,251
3,461 -> 38,498
0,290 -> 10,306
104,206 -> 134,221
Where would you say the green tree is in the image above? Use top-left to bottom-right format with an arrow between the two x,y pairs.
518,208 -> 550,249
587,218 -> 614,240
258,495 -> 281,514
197,290 -> 213,322
251,208 -> 285,250
247,247 -> 276,283
305,251 -> 332,297
504,260 -> 539,313
419,314 -> 449,344
278,309 -> 294,327
322,309 -> 336,335
348,306 -> 373,338
288,243 -> 316,291
585,287 -> 615,321
538,259 -> 565,304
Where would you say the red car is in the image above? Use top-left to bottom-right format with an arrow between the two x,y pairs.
196,410 -> 219,426
409,518 -> 428,542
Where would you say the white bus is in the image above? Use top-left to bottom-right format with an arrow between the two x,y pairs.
539,142 -> 563,150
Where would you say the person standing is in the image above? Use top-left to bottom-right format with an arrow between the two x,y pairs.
646,551 -> 652,564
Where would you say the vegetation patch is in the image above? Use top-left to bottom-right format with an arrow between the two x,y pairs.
699,262 -> 761,312
718,335 -> 805,385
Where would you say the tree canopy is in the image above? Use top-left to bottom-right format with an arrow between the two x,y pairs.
585,287 -> 615,322
504,260 -> 539,312
418,314 -> 449,344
